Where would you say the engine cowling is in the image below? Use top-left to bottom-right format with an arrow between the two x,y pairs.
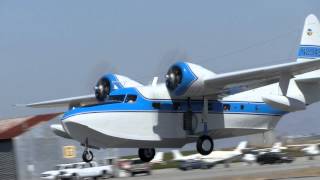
165,62 -> 216,97
94,74 -> 142,101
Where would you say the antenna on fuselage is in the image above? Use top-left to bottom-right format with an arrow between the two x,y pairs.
151,77 -> 159,86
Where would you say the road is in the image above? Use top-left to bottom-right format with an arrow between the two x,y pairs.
124,157 -> 320,180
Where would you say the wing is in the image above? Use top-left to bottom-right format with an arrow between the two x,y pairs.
201,157 -> 225,164
203,59 -> 320,97
21,94 -> 98,108
20,74 -> 145,108
251,147 -> 272,152
287,144 -> 319,148
200,153 -> 238,164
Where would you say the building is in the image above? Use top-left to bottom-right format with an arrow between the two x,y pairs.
0,113 -> 116,180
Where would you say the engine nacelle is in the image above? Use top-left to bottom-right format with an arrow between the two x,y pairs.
165,62 -> 216,97
95,74 -> 142,101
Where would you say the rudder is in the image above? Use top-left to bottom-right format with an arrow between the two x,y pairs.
297,14 -> 320,61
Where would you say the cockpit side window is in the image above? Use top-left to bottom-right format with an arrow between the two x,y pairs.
108,95 -> 126,102
125,95 -> 137,103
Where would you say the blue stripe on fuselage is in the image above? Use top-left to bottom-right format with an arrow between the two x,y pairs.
61,88 -> 287,120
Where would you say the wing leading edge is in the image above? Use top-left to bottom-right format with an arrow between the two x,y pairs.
22,94 -> 97,108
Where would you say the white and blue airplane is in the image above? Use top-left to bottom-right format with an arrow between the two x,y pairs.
22,14 -> 320,163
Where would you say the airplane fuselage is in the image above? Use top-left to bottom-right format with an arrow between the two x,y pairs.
61,83 -> 287,149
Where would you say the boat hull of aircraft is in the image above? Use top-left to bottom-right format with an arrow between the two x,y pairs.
62,109 -> 281,148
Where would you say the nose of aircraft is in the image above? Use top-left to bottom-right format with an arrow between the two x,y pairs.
61,114 -> 90,144
61,111 -> 114,149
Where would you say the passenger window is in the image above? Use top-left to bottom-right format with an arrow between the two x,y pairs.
208,103 -> 213,111
240,104 -> 244,110
125,95 -> 137,103
152,102 -> 161,109
223,104 -> 230,111
173,102 -> 181,110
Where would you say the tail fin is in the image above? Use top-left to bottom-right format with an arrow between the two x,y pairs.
171,150 -> 184,161
297,14 -> 320,62
272,142 -> 282,149
270,142 -> 287,153
234,141 -> 248,152
151,152 -> 164,163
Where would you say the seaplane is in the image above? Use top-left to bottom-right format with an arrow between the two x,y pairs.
20,14 -> 320,163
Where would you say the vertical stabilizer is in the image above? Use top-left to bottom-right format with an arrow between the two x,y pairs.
171,150 -> 184,161
270,142 -> 287,153
297,14 -> 320,62
234,141 -> 248,152
150,152 -> 164,163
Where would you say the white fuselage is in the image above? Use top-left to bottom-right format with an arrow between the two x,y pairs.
173,149 -> 242,163
302,145 -> 320,156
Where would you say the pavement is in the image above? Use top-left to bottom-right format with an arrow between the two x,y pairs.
123,157 -> 320,180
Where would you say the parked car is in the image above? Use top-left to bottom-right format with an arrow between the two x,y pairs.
40,162 -> 86,180
57,161 -> 113,180
257,153 -> 294,165
120,158 -> 151,176
178,160 -> 214,171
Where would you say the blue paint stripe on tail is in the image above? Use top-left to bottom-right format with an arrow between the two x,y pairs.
298,45 -> 320,59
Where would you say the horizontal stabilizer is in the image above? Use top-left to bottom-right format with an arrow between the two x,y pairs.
262,95 -> 306,112
295,76 -> 320,83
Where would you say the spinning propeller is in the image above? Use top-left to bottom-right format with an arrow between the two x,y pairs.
166,66 -> 183,91
94,77 -> 110,101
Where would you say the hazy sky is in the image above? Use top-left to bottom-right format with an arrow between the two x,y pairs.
0,0 -> 320,139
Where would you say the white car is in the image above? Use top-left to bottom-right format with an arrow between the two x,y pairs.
40,162 -> 87,180
57,161 -> 113,180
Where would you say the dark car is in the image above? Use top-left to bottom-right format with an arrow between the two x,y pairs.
256,153 -> 294,165
178,160 -> 214,171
